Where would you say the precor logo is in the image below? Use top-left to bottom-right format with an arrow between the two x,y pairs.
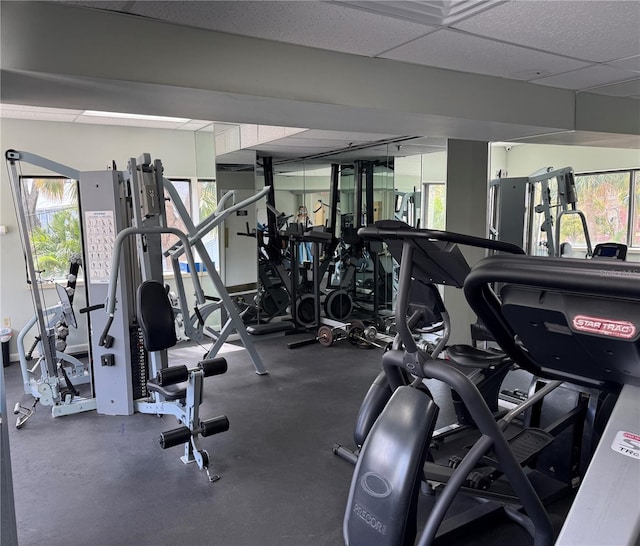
360,472 -> 392,498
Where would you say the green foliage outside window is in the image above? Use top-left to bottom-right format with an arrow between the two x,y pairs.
199,181 -> 217,219
559,172 -> 630,246
428,185 -> 446,230
31,209 -> 82,279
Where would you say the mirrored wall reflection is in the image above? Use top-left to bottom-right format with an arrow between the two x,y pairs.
245,146 -> 402,330
394,154 -> 447,230
209,138 -> 450,334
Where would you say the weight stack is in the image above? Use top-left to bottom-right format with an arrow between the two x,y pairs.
130,324 -> 149,399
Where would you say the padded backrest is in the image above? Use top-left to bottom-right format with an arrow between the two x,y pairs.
136,280 -> 177,352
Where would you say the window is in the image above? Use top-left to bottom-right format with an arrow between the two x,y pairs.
163,179 -> 191,272
22,176 -> 81,281
195,179 -> 218,271
572,171 -> 631,246
422,183 -> 446,230
163,178 -> 219,272
632,171 -> 640,248
557,168 -> 640,261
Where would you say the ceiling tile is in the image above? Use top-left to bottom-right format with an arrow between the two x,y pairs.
127,1 -> 433,56
381,29 -> 590,80
0,103 -> 83,115
332,0 -> 503,27
257,137 -> 355,149
453,1 -> 640,63
584,78 -> 640,98
0,109 -> 80,123
291,129 -> 399,142
63,1 -> 133,12
608,55 -> 640,73
532,65 -> 639,91
177,121 -> 214,131
75,115 -> 184,129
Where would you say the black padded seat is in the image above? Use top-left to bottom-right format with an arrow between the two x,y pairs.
446,344 -> 511,369
146,377 -> 187,401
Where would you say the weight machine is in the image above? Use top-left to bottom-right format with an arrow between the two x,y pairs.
489,166 -> 593,257
6,149 -> 270,478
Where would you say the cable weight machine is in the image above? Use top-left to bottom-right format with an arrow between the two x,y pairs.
6,149 -> 270,479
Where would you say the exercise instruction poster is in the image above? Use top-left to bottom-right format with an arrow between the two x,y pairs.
85,210 -> 115,284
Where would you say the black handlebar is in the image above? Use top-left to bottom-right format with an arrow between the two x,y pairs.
79,303 -> 105,315
358,224 -> 526,256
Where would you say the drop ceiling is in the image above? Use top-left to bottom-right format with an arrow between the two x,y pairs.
62,0 -> 640,98
2,1 -> 638,160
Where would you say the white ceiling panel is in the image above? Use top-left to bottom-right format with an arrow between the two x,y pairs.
453,1 -> 640,63
533,65 -> 639,91
332,0 -> 505,27
514,130 -> 640,150
0,108 -> 80,123
127,0 -> 433,56
585,78 -> 640,98
62,1 -> 132,11
608,55 -> 640,74
177,121 -> 214,131
0,103 -> 83,115
381,29 -> 590,80
254,137 -> 360,149
75,115 -> 187,129
290,129 -> 399,142
60,0 -> 640,99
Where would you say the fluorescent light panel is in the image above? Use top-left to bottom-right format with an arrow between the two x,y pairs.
82,110 -> 190,123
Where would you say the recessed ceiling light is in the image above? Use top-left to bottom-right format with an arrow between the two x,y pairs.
82,110 -> 190,123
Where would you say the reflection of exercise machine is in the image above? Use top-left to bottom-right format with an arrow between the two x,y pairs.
490,166 -> 592,257
259,157 -> 343,329
394,189 -> 421,228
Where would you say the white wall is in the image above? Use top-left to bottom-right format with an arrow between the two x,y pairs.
0,118 -> 214,358
216,171 -> 259,287
496,143 -> 639,176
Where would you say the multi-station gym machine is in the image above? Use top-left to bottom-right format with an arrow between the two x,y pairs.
489,166 -> 593,257
6,149 -> 270,479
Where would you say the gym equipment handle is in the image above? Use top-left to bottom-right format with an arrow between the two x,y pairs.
200,416 -> 230,437
159,426 -> 191,449
79,303 -> 105,314
156,365 -> 189,387
199,358 -> 227,377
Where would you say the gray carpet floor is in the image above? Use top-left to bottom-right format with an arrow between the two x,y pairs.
3,334 -> 565,546
4,335 -> 423,546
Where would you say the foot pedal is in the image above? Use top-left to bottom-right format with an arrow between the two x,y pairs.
483,428 -> 554,469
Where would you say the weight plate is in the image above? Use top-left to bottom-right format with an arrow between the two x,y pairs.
325,290 -> 353,321
296,294 -> 317,327
364,326 -> 378,340
317,325 -> 334,347
348,320 -> 370,348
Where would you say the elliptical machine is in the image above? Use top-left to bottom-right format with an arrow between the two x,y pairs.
341,222 -> 605,546
334,221 -> 517,465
